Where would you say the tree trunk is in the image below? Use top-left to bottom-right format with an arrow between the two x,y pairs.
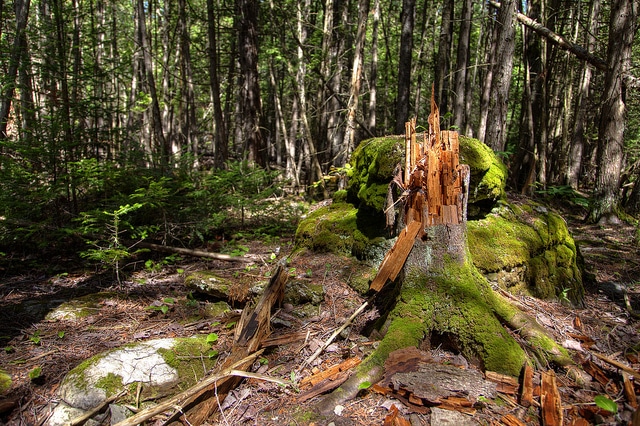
452,0 -> 472,135
237,0 -> 265,167
394,0 -> 415,134
485,0 -> 516,152
313,101 -> 572,416
206,0 -> 228,168
433,0 -> 453,126
342,0 -> 370,166
366,0 -> 380,136
0,0 -> 30,141
588,0 -> 638,223
568,0 -> 600,189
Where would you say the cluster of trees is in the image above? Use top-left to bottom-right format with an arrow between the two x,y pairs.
0,0 -> 639,253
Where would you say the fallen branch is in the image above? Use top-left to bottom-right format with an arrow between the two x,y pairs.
137,242 -> 252,263
299,298 -> 371,372
111,352 -> 263,426
68,390 -> 127,426
591,351 -> 640,381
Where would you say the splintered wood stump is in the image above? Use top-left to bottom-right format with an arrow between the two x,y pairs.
370,100 -> 468,292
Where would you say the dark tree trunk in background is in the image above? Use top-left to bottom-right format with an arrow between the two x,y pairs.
0,0 -> 30,141
433,0 -> 453,127
511,0 -> 544,194
136,0 -> 169,170
237,0 -> 265,167
394,0 -> 415,134
452,0 -> 472,135
342,0 -> 370,165
207,0 -> 227,168
485,0 -> 516,152
568,0 -> 600,189
588,0 -> 638,223
366,0 -> 380,136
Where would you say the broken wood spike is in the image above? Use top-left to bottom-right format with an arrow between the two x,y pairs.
540,370 -> 563,426
520,363 -> 534,408
383,404 -> 412,426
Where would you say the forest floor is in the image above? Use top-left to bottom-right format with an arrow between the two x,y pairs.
0,197 -> 639,426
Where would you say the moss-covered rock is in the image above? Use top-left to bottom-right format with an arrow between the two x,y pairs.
184,271 -> 233,299
46,336 -> 218,426
468,201 -> 584,305
45,292 -> 117,321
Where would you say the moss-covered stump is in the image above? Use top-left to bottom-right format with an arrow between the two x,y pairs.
468,201 -> 584,306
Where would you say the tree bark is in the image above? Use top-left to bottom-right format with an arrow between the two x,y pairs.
452,0 -> 472,135
588,0 -> 638,223
366,0 -> 380,136
433,0 -> 453,126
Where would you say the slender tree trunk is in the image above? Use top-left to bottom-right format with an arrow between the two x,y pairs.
0,0 -> 31,141
568,0 -> 600,189
485,0 -> 516,151
433,0 -> 453,126
366,0 -> 380,135
137,0 -> 168,170
394,0 -> 415,134
342,0 -> 370,166
237,0 -> 265,167
452,0 -> 472,134
206,0 -> 227,168
588,0 -> 638,223
477,4 -> 496,143
178,0 -> 198,162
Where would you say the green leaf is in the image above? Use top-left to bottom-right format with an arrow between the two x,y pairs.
206,333 -> 219,344
207,349 -> 219,359
163,297 -> 175,305
57,331 -> 65,339
159,305 -> 169,315
358,381 -> 371,390
29,367 -> 42,380
594,395 -> 617,413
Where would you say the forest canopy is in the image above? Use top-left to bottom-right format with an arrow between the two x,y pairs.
0,0 -> 639,257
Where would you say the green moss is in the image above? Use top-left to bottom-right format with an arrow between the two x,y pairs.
95,372 -> 124,396
364,259 -> 526,377
0,368 -> 11,394
468,201 -> 584,305
294,202 -> 385,258
157,336 -> 217,390
459,136 -> 507,211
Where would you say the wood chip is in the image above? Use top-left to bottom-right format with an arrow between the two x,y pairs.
520,363 -> 534,408
300,356 -> 361,387
501,413 -> 526,426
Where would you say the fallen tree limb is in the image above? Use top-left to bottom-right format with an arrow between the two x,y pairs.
591,351 -> 640,381
489,0 -> 607,71
136,241 -> 252,263
111,352 -> 263,426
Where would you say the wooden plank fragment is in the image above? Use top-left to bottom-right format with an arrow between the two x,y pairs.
300,357 -> 361,387
520,363 -> 534,408
485,371 -> 519,395
296,370 -> 352,403
370,220 -> 422,291
501,413 -> 526,426
541,370 -> 563,426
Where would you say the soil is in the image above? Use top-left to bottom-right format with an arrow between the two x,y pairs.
0,199 -> 639,426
